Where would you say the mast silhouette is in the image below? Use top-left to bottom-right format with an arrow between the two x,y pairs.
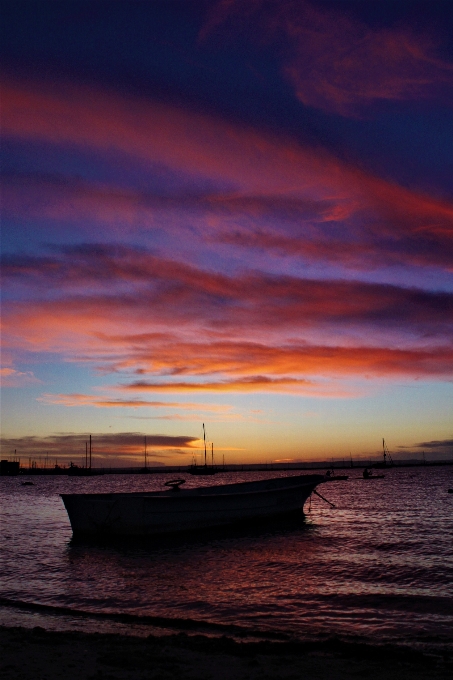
203,423 -> 207,467
188,423 -> 216,475
382,438 -> 393,466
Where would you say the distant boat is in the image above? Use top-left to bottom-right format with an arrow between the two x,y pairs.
373,438 -> 394,469
189,465 -> 217,476
189,424 -> 217,475
68,435 -> 96,475
68,462 -> 93,476
363,468 -> 385,480
61,474 -> 325,537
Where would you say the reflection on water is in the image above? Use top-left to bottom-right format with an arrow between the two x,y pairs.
1,468 -> 452,649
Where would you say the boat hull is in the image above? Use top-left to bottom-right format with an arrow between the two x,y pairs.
61,474 -> 324,537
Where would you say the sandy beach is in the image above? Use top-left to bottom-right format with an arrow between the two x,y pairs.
1,625 -> 451,680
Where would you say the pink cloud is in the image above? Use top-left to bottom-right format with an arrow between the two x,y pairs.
3,79 -> 452,272
0,367 -> 40,387
204,0 -> 453,117
2,248 -> 452,400
3,247 -> 452,391
2,73 -> 452,399
2,78 -> 333,194
3,247 -> 452,340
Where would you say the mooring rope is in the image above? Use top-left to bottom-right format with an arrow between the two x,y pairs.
313,489 -> 336,508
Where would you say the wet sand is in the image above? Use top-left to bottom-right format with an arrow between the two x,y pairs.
1,625 -> 451,680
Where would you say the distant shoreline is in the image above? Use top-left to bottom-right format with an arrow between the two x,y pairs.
2,459 -> 452,475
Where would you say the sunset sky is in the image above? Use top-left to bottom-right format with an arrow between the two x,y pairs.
1,1 -> 452,466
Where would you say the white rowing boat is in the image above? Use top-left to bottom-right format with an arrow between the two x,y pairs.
61,474 -> 325,537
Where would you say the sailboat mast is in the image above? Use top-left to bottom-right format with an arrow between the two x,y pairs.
89,434 -> 92,469
144,436 -> 147,469
382,438 -> 393,466
211,442 -> 214,467
203,423 -> 207,466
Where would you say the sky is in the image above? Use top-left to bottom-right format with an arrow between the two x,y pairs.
1,0 -> 452,467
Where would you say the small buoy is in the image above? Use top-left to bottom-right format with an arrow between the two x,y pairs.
21,481 -> 34,486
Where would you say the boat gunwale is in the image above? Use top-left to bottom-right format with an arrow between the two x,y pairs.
60,474 -> 325,502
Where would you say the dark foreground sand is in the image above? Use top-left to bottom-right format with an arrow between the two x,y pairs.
1,625 -> 452,680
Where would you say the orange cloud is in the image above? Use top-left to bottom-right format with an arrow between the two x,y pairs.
122,375 -> 361,399
127,375 -> 311,391
38,393 -> 233,412
36,393 -> 256,422
118,342 -> 453,381
2,245 -> 453,392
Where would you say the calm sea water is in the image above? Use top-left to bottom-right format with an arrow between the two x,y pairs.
1,467 -> 452,651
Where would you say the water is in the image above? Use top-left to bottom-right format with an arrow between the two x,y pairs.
1,467 -> 452,651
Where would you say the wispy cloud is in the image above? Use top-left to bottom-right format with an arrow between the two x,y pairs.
3,245 -> 452,337
126,375 -> 313,393
204,0 -> 453,117
410,438 -> 453,452
122,343 -> 453,382
3,79 -> 452,274
38,393 -> 233,412
2,244 -> 452,394
2,61 -> 452,418
0,367 -> 40,387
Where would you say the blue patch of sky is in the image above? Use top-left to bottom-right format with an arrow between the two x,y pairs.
332,106 -> 453,199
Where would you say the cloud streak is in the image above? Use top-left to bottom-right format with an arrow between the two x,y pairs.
120,343 -> 453,382
38,393 -> 233,412
0,367 -> 40,387
3,244 -> 452,397
2,236 -> 451,425
0,432 -> 200,463
3,245 -> 452,335
3,79 -> 453,275
411,438 -> 453,452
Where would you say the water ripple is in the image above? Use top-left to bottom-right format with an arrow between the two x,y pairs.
1,467 -> 452,649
